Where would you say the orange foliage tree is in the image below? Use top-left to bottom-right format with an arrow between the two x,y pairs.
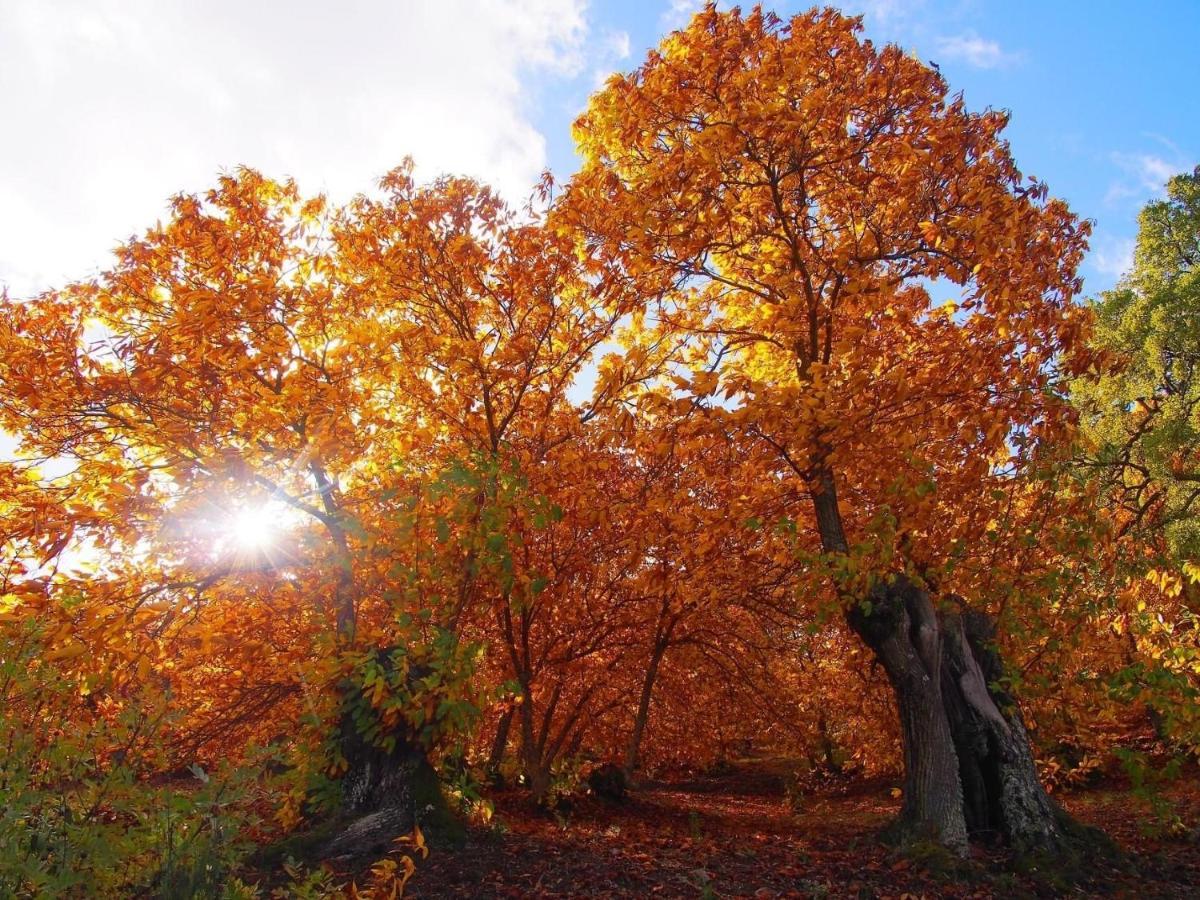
0,163 -> 638,838
564,5 -> 1101,854
3,6 -> 1161,883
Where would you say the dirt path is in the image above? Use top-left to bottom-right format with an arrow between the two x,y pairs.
401,765 -> 1200,898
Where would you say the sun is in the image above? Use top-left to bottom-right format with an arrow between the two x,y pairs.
228,504 -> 278,550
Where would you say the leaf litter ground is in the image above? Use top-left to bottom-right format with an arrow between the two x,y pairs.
388,760 -> 1200,898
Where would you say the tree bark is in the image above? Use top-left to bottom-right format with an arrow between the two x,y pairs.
320,713 -> 443,858
486,707 -> 514,786
809,463 -> 1101,858
325,653 -> 444,855
846,575 -> 1098,858
846,574 -> 969,854
816,711 -> 843,774
328,724 -> 422,844
624,640 -> 667,777
517,684 -> 552,804
940,606 -> 1077,852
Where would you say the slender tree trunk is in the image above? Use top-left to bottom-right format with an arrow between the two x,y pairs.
565,726 -> 585,760
524,754 -> 552,804
816,711 -> 842,774
624,640 -> 668,777
811,467 -> 849,558
310,460 -> 356,637
486,707 -> 514,786
517,683 -> 551,803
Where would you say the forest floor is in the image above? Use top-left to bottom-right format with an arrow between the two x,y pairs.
392,759 -> 1200,899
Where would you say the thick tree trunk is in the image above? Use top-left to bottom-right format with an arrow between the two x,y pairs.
323,654 -> 448,858
322,723 -> 427,858
338,714 -> 423,818
811,466 -> 1102,859
846,575 -> 969,854
940,606 -> 1076,853
848,576 -> 1097,858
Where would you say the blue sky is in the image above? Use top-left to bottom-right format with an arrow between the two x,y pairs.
2,0 -> 1196,297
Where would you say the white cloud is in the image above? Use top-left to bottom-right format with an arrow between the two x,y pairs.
0,0 -> 587,296
934,32 -> 1019,69
843,0 -> 929,42
1105,147 -> 1187,205
1092,235 -> 1136,281
589,30 -> 635,89
859,0 -> 916,24
662,0 -> 704,28
605,29 -> 632,60
1117,153 -> 1178,192
661,0 -> 736,30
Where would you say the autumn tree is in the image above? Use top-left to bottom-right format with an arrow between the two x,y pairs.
0,171 -> 362,757
0,163 -> 637,841
607,391 -> 801,777
565,6 -> 1099,855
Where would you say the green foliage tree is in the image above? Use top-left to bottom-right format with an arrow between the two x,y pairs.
1076,166 -> 1200,559
1072,166 -> 1200,777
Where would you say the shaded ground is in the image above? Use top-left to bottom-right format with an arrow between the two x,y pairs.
354,761 -> 1200,898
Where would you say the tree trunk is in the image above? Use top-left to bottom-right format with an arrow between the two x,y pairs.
816,711 -> 843,775
485,707 -> 513,786
338,712 -> 422,818
323,723 -> 427,858
517,686 -> 552,804
624,641 -> 667,777
524,757 -> 552,805
811,466 -> 1104,859
324,653 -> 447,857
940,605 -> 1079,853
847,576 -> 1099,858
846,574 -> 969,854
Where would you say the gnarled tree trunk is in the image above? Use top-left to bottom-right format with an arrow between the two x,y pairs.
322,721 -> 429,858
847,574 -> 1096,858
813,466 -> 1096,858
940,605 -> 1075,853
847,574 -> 969,854
322,654 -> 447,859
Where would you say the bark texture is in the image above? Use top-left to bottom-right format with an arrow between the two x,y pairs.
811,461 -> 1103,860
322,655 -> 448,858
847,575 -> 969,854
320,721 -> 430,859
339,715 -> 423,818
940,606 -> 1073,852
848,574 -> 1098,859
